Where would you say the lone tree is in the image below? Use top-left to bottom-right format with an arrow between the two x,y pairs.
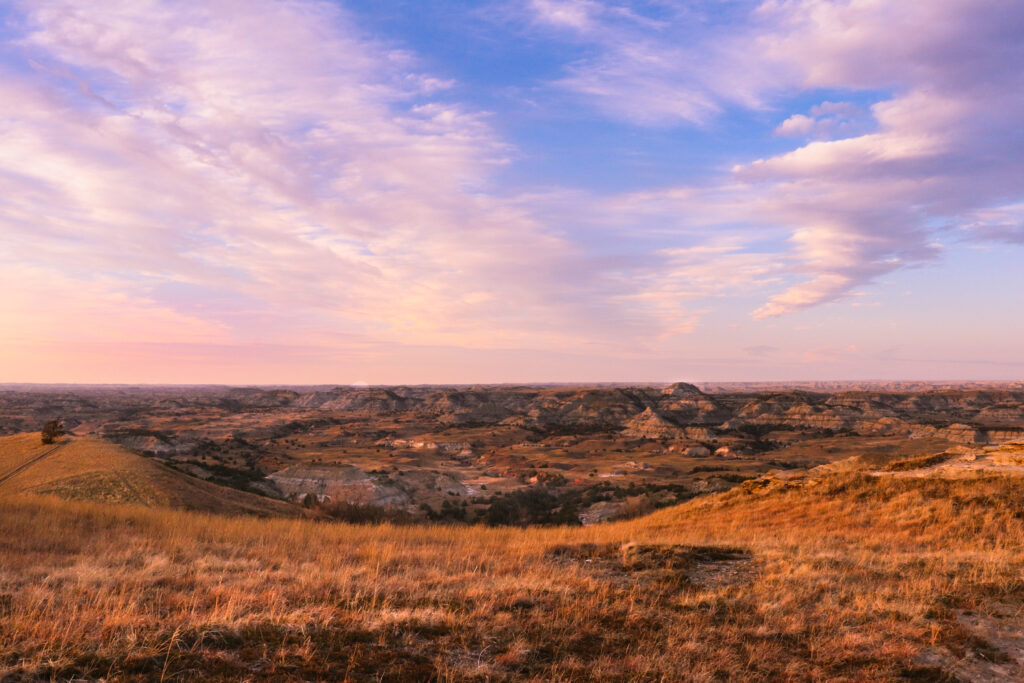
41,419 -> 65,445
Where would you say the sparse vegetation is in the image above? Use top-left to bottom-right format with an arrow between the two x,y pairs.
3,385 -> 1024,679
0,435 -> 295,516
2,471 -> 1024,680
885,452 -> 955,472
318,500 -> 417,524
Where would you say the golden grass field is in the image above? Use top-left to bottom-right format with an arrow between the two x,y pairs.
3,436 -> 1024,681
0,435 -> 295,517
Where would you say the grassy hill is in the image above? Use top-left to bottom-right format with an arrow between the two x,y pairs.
0,433 -> 297,517
2,457 -> 1023,680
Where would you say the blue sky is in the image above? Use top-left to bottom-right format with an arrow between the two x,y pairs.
340,0 -> 840,191
0,0 -> 1022,383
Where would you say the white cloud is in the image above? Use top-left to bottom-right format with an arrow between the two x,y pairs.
3,0 -> 694,354
523,0 -> 1024,319
774,114 -> 814,137
529,0 -> 601,31
3,0 -> 1023,378
774,101 -> 863,138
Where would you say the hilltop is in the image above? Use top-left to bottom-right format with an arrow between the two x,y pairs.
0,433 -> 297,517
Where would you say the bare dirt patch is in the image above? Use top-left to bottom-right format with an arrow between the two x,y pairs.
546,542 -> 754,591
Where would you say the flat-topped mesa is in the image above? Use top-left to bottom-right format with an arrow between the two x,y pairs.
661,382 -> 704,398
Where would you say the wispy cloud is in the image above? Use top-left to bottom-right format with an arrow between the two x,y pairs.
523,0 -> 1024,318
2,0 -> 1023,382
959,204 -> 1024,244
0,0 -> 675,356
523,0 -> 777,124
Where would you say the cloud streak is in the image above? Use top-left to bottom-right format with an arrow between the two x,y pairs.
526,0 -> 1024,317
1,0 -> 671,356
1,0 -> 1022,381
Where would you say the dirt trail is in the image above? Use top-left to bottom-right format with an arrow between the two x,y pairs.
0,439 -> 71,488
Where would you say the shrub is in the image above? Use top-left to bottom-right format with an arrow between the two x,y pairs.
41,420 -> 65,445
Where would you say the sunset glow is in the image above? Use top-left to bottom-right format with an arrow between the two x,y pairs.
2,0 -> 1022,383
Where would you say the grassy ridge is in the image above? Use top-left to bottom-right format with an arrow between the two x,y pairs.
0,433 -> 62,482
2,470 -> 1023,680
0,435 -> 296,517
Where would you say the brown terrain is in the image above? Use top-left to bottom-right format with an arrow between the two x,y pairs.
2,382 -> 1024,526
3,382 -> 1024,679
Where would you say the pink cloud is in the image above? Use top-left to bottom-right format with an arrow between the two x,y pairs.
4,0 -> 676,358
774,114 -> 815,137
527,0 -> 1024,318
2,0 -> 1023,382
774,101 -> 863,138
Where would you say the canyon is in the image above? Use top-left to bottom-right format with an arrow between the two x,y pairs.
3,382 -> 1023,525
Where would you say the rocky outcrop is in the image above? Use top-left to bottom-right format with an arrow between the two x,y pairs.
267,465 -> 409,506
579,500 -> 625,525
662,382 -> 704,398
684,426 -> 717,440
984,429 -> 1024,443
384,438 -> 471,453
101,429 -> 180,456
852,417 -> 913,436
937,423 -> 986,444
621,408 -> 681,439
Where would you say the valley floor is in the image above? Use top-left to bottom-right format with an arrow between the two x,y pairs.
3,469 -> 1024,681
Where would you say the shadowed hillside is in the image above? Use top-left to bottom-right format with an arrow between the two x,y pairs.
0,434 -> 298,517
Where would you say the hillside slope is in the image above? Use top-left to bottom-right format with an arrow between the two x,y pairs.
0,434 -> 297,517
2,461 -> 1024,680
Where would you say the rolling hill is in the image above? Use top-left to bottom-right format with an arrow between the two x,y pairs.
1,450 -> 1023,680
0,433 -> 297,517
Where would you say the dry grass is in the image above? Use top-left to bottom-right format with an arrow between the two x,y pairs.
991,443 -> 1024,466
0,433 -> 62,479
3,470 -> 1024,681
883,452 -> 955,472
0,435 -> 296,517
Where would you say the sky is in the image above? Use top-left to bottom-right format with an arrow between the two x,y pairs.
1,0 -> 1023,385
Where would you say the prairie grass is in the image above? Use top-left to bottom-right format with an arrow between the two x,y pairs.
3,471 -> 1024,680
883,452 -> 954,472
0,436 -> 294,517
